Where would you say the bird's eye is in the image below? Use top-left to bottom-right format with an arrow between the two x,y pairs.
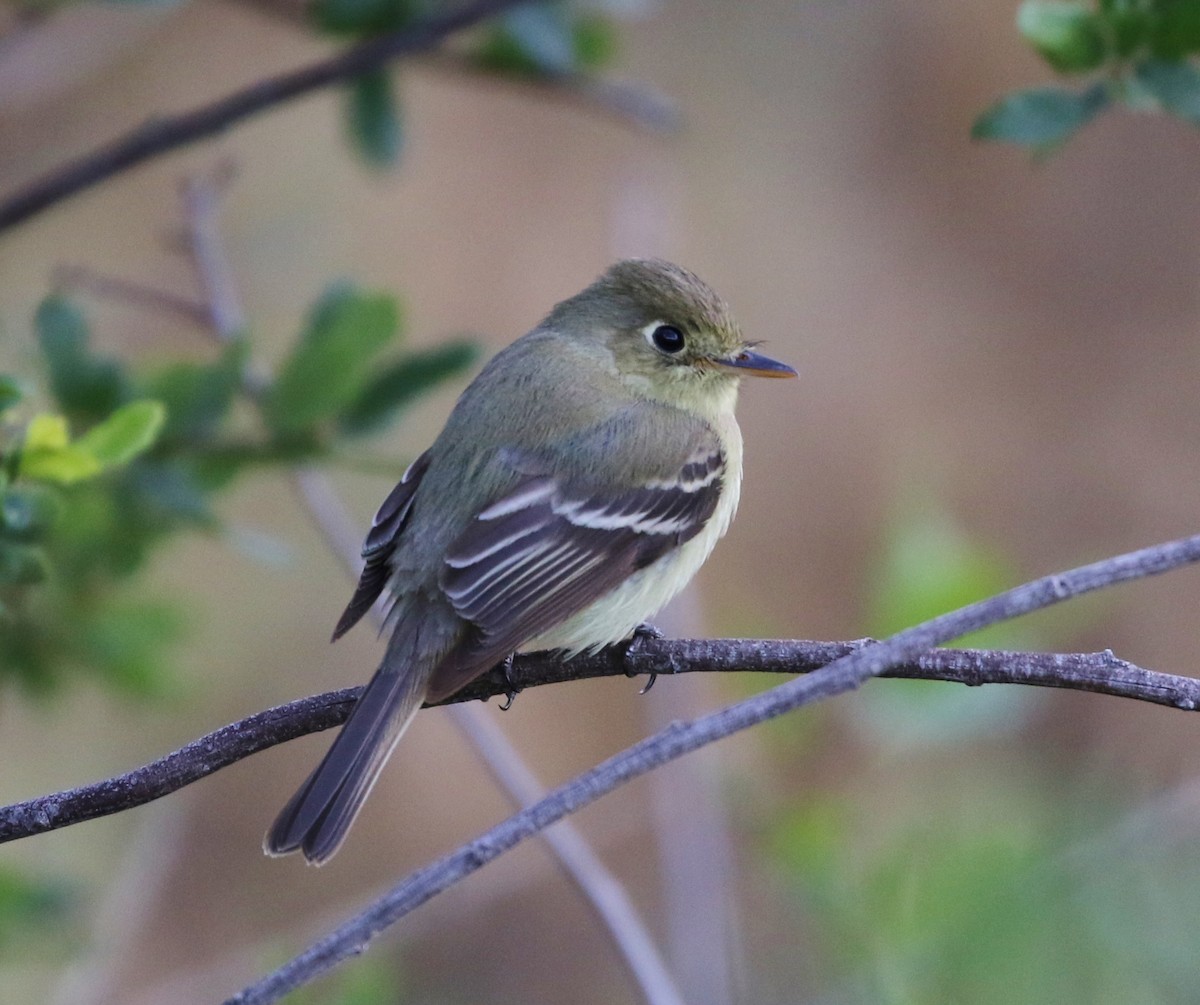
650,325 -> 686,354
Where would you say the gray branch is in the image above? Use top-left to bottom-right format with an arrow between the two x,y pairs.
3,630 -> 1197,846
0,0 -> 526,233
220,530 -> 1200,1004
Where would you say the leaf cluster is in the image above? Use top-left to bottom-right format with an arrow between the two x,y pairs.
974,0 -> 1200,152
308,0 -> 621,166
0,286 -> 476,698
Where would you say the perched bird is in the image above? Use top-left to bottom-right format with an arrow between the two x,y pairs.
265,259 -> 795,864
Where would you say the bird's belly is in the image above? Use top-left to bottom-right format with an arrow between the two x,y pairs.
526,447 -> 742,655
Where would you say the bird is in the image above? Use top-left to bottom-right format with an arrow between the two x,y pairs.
265,258 -> 796,864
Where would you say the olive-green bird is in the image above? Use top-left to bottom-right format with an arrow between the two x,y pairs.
265,259 -> 795,864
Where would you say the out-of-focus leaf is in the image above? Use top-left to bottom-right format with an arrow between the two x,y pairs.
310,0 -> 419,35
1105,0 -> 1153,58
1018,0 -> 1109,73
20,415 -> 102,483
79,600 -> 183,696
338,339 -> 479,436
1135,58 -> 1200,122
74,400 -> 165,467
265,285 -> 401,434
573,13 -> 618,70
0,865 -> 73,950
860,503 -> 1033,747
477,2 -> 575,75
143,340 -> 246,442
1150,0 -> 1200,59
35,295 -> 128,420
0,542 -> 47,585
0,487 -> 59,540
0,375 -> 22,411
347,70 -> 404,167
971,83 -> 1108,148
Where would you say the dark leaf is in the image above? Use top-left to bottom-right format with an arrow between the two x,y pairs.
0,542 -> 48,585
972,83 -> 1109,148
35,296 -> 128,421
0,375 -> 22,412
1135,58 -> 1200,123
338,339 -> 479,436
142,339 -> 246,443
0,487 -> 59,540
1150,0 -> 1200,59
264,284 -> 401,434
310,0 -> 420,35
1017,0 -> 1109,73
347,69 -> 405,167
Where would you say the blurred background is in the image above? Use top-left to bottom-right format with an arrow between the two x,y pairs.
3,1 -> 1200,1002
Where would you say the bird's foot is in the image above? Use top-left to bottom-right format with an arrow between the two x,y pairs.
498,653 -> 519,711
622,623 -> 664,694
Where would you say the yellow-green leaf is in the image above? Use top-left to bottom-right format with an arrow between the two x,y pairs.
20,445 -> 102,485
24,414 -> 70,453
75,400 -> 166,467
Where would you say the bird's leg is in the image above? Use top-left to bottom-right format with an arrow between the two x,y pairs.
622,622 -> 664,694
498,653 -> 519,711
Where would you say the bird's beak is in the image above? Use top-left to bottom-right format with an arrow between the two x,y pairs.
713,348 -> 798,379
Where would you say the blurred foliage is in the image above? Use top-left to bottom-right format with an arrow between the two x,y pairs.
285,954 -> 405,1005
974,0 -> 1200,152
0,865 -> 74,953
0,286 -> 477,698
761,774 -> 1200,1004
857,503 -> 1040,749
307,0 -> 624,166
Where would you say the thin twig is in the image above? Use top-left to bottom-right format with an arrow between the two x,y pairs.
182,173 -> 683,1005
53,265 -> 210,327
0,0 -> 527,233
221,531 -> 1200,1004
3,636 -> 1198,845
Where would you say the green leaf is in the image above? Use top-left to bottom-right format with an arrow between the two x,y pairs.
1150,0 -> 1200,59
264,285 -> 401,434
338,339 -> 479,436
573,13 -> 618,71
972,83 -> 1109,148
0,865 -> 72,951
1017,0 -> 1109,73
0,542 -> 48,585
35,295 -> 128,420
1104,0 -> 1153,58
347,70 -> 404,167
75,400 -> 166,467
310,0 -> 419,35
1135,58 -> 1200,122
20,416 -> 103,485
143,339 -> 246,442
0,375 -> 22,412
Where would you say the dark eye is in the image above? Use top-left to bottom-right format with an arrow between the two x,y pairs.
651,325 -> 686,353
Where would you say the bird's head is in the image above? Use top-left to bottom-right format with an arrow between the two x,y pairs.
543,259 -> 795,408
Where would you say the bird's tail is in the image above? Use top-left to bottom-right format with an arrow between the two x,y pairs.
264,661 -> 427,865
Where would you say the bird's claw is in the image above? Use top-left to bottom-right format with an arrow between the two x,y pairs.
622,622 -> 663,694
499,653 -> 519,711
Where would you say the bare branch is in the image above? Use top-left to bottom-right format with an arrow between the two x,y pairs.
0,0 -> 526,233
3,631 -> 1198,846
222,531 -> 1200,1004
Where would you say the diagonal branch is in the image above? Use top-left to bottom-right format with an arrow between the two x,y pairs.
0,0 -> 525,233
222,531 -> 1200,1004
3,634 -> 1197,845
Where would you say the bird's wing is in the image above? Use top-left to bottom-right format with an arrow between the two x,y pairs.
331,449 -> 433,641
430,421 -> 724,700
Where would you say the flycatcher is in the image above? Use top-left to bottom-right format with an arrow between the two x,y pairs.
266,259 -> 795,864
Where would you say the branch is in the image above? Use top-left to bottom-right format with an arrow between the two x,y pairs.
0,0 -> 526,233
3,632 -> 1198,845
222,531 -> 1200,1004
